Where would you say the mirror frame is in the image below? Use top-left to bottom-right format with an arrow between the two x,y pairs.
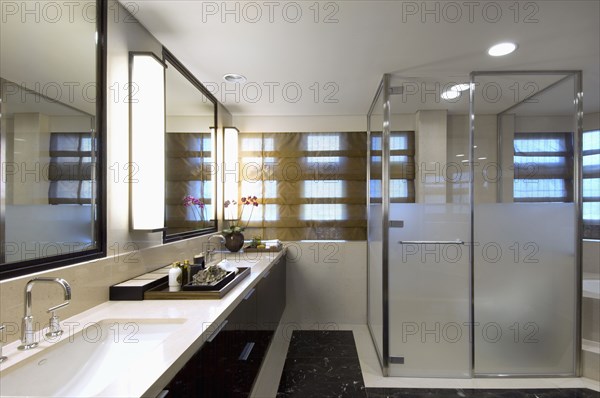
0,0 -> 107,280
162,47 -> 219,243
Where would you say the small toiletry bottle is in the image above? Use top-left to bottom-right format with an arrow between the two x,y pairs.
190,253 -> 205,280
168,262 -> 182,292
193,252 -> 206,269
175,261 -> 185,285
182,259 -> 191,285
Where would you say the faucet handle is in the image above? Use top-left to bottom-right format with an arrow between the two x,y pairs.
0,324 -> 8,363
45,301 -> 69,338
47,301 -> 69,313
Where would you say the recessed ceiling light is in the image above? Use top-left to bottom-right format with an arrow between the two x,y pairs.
450,83 -> 471,92
223,73 -> 246,83
441,89 -> 461,100
488,42 -> 517,57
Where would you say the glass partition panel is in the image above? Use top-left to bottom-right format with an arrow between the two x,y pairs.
367,79 -> 385,366
472,72 -> 579,376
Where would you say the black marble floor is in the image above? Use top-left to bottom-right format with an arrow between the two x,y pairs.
277,330 -> 367,397
276,330 -> 600,398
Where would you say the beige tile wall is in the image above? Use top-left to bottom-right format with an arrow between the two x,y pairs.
0,234 -> 215,345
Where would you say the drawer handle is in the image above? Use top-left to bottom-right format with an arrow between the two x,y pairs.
238,342 -> 255,361
262,270 -> 271,279
244,288 -> 255,301
207,320 -> 228,342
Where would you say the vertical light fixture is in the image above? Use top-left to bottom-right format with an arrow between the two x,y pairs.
129,52 -> 166,230
223,127 -> 239,218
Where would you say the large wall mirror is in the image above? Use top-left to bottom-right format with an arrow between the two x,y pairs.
0,0 -> 105,278
163,49 -> 218,241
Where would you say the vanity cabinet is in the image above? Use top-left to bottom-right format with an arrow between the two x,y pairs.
257,255 -> 286,331
163,255 -> 286,398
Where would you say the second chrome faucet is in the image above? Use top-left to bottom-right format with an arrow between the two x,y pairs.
18,277 -> 71,350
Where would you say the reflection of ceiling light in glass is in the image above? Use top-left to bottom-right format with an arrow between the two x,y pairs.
488,42 -> 517,56
461,159 -> 470,163
223,73 -> 247,83
441,89 -> 461,100
456,154 -> 465,157
478,157 -> 487,160
451,83 -> 470,92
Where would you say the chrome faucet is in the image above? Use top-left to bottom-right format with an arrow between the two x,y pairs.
206,234 -> 225,265
18,277 -> 71,350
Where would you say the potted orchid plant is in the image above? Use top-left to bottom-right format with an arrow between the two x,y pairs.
182,195 -> 207,224
222,196 -> 259,252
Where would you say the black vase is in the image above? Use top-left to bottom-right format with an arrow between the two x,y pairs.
224,232 -> 245,252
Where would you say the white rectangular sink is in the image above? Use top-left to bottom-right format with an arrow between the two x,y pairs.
0,318 -> 185,397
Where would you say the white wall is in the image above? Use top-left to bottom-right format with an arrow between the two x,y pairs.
415,110 -> 447,203
106,0 -> 163,249
235,115 -> 366,132
516,115 -> 574,133
166,115 -> 214,133
283,241 -> 367,325
11,113 -> 50,205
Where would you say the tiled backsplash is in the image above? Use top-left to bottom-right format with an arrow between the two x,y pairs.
0,234 -> 216,345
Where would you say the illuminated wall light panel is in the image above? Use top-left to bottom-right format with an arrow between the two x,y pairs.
224,127 -> 240,217
129,52 -> 166,230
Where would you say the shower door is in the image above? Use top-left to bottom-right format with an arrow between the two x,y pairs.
386,74 -> 472,377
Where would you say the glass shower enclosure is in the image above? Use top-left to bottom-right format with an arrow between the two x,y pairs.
367,71 -> 583,377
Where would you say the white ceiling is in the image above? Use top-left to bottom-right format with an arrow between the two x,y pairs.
129,0 -> 600,116
165,58 -> 214,116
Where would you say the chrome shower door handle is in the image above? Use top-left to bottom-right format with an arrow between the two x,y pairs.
398,240 -> 465,245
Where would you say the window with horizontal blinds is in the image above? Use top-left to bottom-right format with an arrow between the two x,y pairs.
48,132 -> 96,205
583,130 -> 600,239
165,132 -> 213,235
513,132 -> 574,202
369,131 -> 416,203
238,132 -> 367,241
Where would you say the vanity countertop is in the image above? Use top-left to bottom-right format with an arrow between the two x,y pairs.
0,250 -> 285,398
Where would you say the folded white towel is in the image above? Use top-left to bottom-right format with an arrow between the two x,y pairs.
217,259 -> 239,274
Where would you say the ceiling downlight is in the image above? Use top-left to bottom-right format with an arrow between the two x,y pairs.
488,42 -> 518,56
223,73 -> 247,83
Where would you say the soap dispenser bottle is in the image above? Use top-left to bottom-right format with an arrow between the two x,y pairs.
169,262 -> 182,292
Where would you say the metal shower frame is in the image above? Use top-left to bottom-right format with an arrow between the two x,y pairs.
366,70 -> 583,378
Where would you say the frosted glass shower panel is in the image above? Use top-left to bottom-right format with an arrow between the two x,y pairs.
388,203 -> 471,377
473,203 -> 577,375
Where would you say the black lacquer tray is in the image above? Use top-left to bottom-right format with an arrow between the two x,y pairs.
144,267 -> 251,299
182,270 -> 236,291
